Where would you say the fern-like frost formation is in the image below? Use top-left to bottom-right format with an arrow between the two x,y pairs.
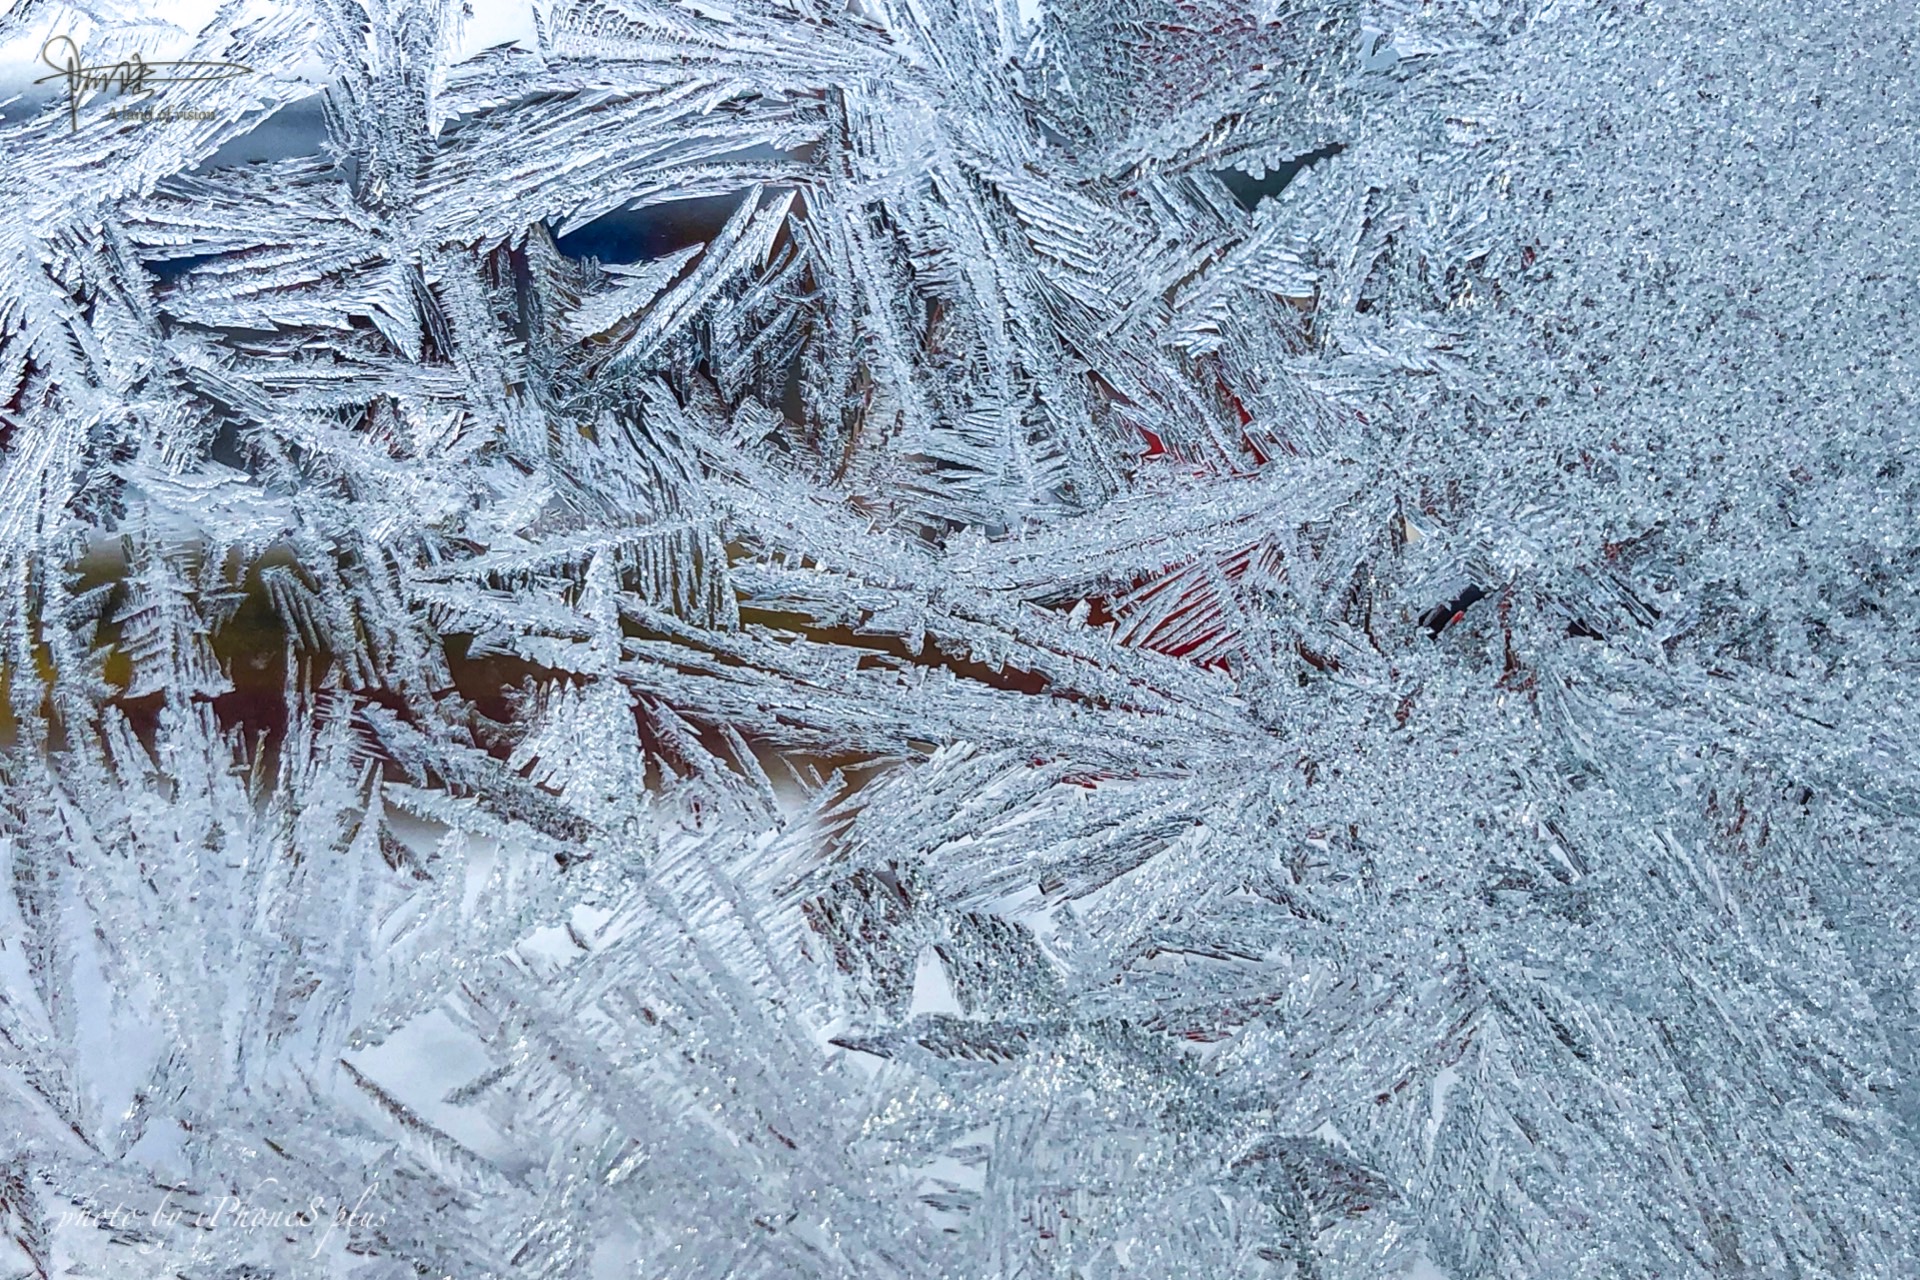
0,0 -> 1914,1276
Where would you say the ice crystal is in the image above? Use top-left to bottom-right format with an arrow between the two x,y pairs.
0,0 -> 1914,1276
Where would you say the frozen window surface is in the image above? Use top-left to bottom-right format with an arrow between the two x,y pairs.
0,0 -> 1914,1276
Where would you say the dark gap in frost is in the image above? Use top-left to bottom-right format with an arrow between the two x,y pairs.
552,192 -> 746,266
1032,116 -> 1073,150
1213,143 -> 1346,213
148,253 -> 227,285
191,96 -> 332,171
734,604 -> 1051,699
49,543 -> 922,802
443,632 -> 554,730
207,548 -> 304,763
0,86 -> 60,128
1420,583 -> 1487,639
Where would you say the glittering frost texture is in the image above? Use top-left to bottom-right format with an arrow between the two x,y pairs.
0,0 -> 1914,1276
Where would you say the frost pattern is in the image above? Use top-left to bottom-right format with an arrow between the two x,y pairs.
0,0 -> 1915,1277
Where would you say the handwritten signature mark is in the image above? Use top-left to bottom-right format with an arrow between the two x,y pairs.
33,36 -> 252,133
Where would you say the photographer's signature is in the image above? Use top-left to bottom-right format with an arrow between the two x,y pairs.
33,35 -> 251,132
